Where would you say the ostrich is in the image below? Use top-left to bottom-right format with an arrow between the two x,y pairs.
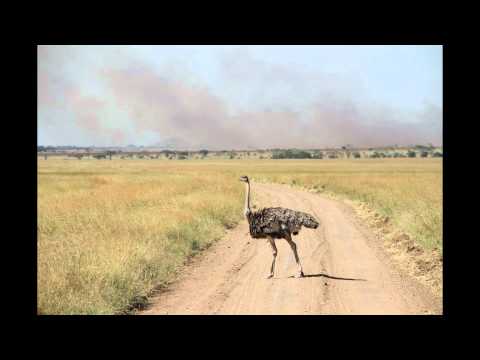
240,175 -> 319,279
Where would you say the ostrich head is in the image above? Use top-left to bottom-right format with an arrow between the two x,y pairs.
239,175 -> 249,183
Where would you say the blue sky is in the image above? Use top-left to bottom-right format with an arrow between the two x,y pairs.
38,45 -> 442,148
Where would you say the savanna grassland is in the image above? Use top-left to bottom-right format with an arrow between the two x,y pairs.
38,157 -> 442,314
37,159 -> 244,314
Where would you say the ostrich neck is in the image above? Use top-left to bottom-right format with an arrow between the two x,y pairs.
244,181 -> 251,216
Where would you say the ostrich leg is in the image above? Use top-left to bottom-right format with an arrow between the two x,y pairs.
285,233 -> 304,278
266,237 -> 277,279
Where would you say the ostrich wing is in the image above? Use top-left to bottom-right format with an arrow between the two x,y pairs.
248,207 -> 319,238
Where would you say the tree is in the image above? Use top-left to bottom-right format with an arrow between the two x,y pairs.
407,150 -> 416,158
432,152 -> 443,157
420,151 -> 429,158
199,149 -> 209,157
415,144 -> 430,151
272,149 -> 312,159
353,152 -> 361,159
105,150 -> 116,160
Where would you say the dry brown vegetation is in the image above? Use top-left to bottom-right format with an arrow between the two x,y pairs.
38,157 -> 442,314
38,160 -> 243,314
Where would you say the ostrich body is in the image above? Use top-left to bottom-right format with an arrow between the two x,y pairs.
240,175 -> 319,278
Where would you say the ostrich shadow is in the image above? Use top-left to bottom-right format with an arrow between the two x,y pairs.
287,273 -> 367,281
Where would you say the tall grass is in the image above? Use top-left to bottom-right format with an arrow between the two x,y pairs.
38,159 -> 243,314
38,157 -> 442,314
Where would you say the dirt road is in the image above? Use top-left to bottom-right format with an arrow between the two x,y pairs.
140,183 -> 442,315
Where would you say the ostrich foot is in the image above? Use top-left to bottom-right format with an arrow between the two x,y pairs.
266,273 -> 274,279
295,271 -> 304,278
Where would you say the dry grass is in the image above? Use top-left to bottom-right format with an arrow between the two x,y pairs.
38,157 -> 442,314
38,159 -> 243,314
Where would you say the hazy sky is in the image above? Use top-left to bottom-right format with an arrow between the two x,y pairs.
38,45 -> 442,149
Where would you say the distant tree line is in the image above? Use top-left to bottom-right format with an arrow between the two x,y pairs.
272,149 -> 312,159
38,145 -> 443,161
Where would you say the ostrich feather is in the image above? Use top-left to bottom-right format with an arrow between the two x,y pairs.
247,207 -> 319,239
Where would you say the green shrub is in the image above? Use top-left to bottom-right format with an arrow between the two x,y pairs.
272,149 -> 312,159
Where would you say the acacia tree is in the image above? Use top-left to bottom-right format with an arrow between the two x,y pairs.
106,151 -> 116,160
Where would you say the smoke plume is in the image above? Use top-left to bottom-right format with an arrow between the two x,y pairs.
38,46 -> 442,149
